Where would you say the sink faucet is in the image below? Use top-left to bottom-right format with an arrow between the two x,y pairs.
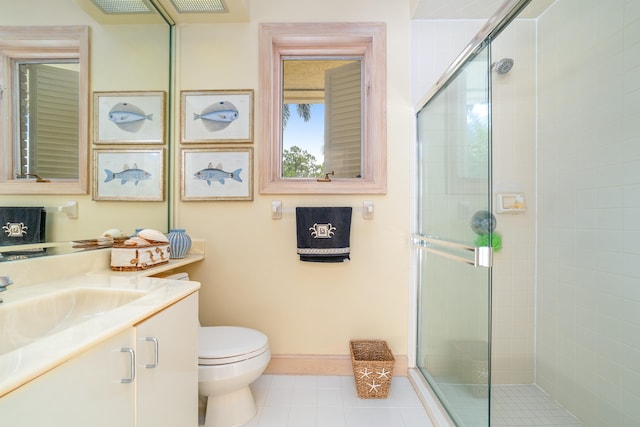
0,276 -> 12,290
0,276 -> 13,302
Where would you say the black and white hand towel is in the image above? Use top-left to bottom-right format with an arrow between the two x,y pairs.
296,207 -> 352,263
0,207 -> 46,246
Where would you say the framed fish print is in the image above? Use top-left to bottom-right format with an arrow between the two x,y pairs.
181,148 -> 253,201
93,149 -> 164,201
94,91 -> 166,144
180,90 -> 253,143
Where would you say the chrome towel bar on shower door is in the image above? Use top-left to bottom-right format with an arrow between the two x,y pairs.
411,234 -> 493,268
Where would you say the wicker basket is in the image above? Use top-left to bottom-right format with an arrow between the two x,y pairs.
110,243 -> 170,271
349,340 -> 395,399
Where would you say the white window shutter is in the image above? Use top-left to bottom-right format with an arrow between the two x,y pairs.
324,61 -> 362,178
25,64 -> 79,179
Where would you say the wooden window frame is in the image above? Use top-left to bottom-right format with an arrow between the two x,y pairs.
0,26 -> 89,195
258,22 -> 387,194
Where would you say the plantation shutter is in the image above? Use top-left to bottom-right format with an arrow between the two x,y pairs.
324,61 -> 362,178
23,64 -> 79,179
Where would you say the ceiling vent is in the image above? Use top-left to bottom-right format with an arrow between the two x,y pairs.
89,0 -> 155,14
168,0 -> 228,13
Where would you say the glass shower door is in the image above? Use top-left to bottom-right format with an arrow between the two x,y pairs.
413,44 -> 492,427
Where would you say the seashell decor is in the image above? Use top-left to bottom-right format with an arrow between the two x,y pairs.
123,236 -> 150,246
137,228 -> 169,243
101,228 -> 124,238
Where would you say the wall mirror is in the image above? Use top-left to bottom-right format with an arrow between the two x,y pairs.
259,22 -> 387,194
0,26 -> 89,194
0,0 -> 172,261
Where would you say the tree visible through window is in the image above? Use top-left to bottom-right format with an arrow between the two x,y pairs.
282,103 -> 324,178
282,145 -> 323,178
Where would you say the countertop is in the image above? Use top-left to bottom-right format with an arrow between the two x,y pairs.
0,253 -> 203,398
118,253 -> 205,277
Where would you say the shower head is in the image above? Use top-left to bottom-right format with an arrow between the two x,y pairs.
492,58 -> 514,74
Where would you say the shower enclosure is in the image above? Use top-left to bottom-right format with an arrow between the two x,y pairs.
411,0 -> 640,426
413,41 -> 493,427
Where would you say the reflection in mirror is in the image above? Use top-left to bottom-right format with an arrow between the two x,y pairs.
0,241 -> 74,263
259,22 -> 387,194
0,25 -> 89,194
282,59 -> 362,179
1,0 -> 172,259
16,61 -> 80,180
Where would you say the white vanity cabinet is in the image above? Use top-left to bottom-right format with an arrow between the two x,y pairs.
0,291 -> 199,427
136,291 -> 199,427
0,328 -> 136,426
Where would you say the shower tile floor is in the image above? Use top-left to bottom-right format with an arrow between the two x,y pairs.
215,374 -> 433,427
439,383 -> 585,427
491,385 -> 584,427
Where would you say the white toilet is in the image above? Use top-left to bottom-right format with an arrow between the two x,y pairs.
198,326 -> 271,427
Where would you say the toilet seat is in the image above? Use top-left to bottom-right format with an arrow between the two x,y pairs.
199,326 -> 269,366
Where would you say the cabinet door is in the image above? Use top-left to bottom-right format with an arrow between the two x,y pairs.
0,328 -> 135,427
136,292 -> 199,427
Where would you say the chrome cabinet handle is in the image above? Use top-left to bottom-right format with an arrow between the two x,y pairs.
145,337 -> 159,369
120,348 -> 136,383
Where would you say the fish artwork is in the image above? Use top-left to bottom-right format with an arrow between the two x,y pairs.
108,102 -> 153,133
104,163 -> 151,186
193,101 -> 239,132
193,163 -> 242,186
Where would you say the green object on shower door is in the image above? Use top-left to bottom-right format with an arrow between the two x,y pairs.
474,232 -> 502,251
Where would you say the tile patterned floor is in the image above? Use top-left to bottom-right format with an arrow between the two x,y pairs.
491,385 -> 584,427
200,375 -> 584,427
438,383 -> 585,427
242,374 -> 434,427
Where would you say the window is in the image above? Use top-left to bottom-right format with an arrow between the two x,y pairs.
259,22 -> 386,194
0,26 -> 89,194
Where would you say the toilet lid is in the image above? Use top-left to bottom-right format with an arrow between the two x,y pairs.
199,326 -> 269,365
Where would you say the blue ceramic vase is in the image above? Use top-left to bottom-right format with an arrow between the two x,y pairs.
168,229 -> 191,259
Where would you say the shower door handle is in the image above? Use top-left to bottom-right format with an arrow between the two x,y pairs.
412,234 -> 493,268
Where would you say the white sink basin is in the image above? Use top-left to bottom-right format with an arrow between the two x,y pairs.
0,288 -> 147,355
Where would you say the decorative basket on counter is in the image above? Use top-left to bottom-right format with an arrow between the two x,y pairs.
110,242 -> 170,271
349,340 -> 395,399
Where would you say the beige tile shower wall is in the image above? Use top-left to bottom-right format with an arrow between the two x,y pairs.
536,0 -> 640,424
411,19 -> 485,107
490,20 -> 537,385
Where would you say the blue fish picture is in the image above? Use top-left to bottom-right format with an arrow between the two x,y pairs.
104,163 -> 151,186
193,101 -> 239,132
194,162 -> 242,186
109,102 -> 152,133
